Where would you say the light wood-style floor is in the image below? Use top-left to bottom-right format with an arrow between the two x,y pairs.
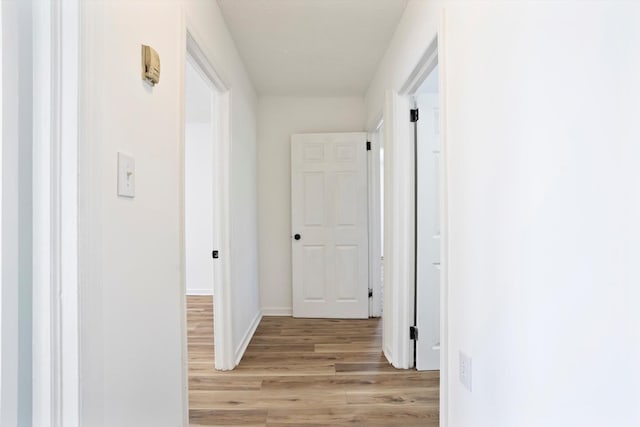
187,295 -> 439,426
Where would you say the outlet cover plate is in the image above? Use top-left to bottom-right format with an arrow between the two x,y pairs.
459,351 -> 472,392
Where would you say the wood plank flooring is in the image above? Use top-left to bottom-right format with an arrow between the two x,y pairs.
187,295 -> 439,426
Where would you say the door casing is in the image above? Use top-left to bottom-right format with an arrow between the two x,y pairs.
371,31 -> 449,427
178,14 -> 236,426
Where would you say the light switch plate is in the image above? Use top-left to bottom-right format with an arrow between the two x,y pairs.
117,152 -> 135,198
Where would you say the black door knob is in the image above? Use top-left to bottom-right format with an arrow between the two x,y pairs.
294,234 -> 301,240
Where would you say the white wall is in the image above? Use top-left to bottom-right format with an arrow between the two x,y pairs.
367,1 -> 640,425
78,0 -> 260,425
444,3 -> 640,426
185,60 -> 214,296
365,0 -> 442,129
257,96 -> 365,314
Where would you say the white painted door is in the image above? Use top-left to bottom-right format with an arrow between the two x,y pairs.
416,93 -> 441,370
291,133 -> 369,319
184,59 -> 215,296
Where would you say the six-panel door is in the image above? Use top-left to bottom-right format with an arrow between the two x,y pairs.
291,133 -> 369,318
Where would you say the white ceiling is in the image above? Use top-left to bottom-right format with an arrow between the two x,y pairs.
217,0 -> 409,96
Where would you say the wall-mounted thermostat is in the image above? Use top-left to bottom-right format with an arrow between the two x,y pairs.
141,44 -> 160,86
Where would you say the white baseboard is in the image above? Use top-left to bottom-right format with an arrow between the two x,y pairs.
186,289 -> 213,296
383,345 -> 394,367
261,307 -> 292,316
234,310 -> 262,366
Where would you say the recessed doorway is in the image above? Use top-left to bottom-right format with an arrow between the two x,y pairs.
180,30 -> 236,423
413,64 -> 441,371
184,58 -> 215,299
183,54 -> 217,403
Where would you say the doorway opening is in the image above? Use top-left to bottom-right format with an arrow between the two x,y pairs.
399,34 -> 447,425
413,64 -> 441,371
375,32 -> 446,422
184,52 -> 217,388
180,31 -> 235,424
185,57 -> 215,300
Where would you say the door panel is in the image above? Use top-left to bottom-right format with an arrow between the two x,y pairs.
292,133 -> 369,319
336,245 -> 359,300
303,172 -> 325,225
302,246 -> 326,301
416,93 -> 441,370
336,172 -> 358,225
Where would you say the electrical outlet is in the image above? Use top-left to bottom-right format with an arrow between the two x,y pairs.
459,351 -> 472,392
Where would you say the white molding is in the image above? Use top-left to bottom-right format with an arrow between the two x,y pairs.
383,344 -> 393,366
185,289 -> 214,296
186,31 -> 228,93
381,92 -> 395,369
367,129 -> 383,318
398,27 -> 448,427
261,307 -> 293,317
177,13 -> 189,426
31,0 -> 81,425
32,0 -> 54,423
1,2 -> 20,424
58,0 -> 81,423
400,37 -> 438,96
0,0 -> 4,419
234,311 -> 262,366
365,110 -> 384,138
436,16 -> 449,427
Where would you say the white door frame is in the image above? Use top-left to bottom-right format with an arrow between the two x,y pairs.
399,35 -> 449,427
178,12 -> 235,425
1,2 -> 20,424
31,0 -> 81,424
371,32 -> 449,427
367,121 -> 383,318
413,90 -> 441,371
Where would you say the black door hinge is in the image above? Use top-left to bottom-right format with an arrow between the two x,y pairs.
410,108 -> 419,122
368,288 -> 373,298
410,326 -> 418,340
366,141 -> 371,151
212,250 -> 219,259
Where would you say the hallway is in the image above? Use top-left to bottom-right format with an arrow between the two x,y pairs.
6,1 -> 640,425
187,296 -> 438,426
